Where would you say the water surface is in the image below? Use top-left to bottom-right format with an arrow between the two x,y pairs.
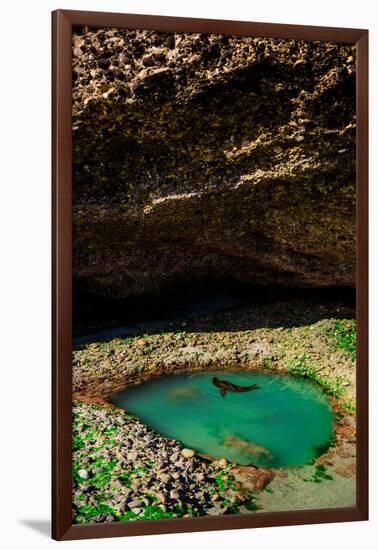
111,371 -> 333,467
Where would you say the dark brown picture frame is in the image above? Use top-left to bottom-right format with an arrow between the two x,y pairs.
52,9 -> 369,541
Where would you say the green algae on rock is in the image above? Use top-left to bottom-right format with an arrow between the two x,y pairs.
72,299 -> 356,409
72,300 -> 356,520
72,402 -> 264,524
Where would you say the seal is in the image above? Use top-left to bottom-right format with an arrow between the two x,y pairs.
223,436 -> 274,462
212,376 -> 260,397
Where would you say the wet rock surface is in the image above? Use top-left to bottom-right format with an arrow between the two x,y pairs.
72,29 -> 356,299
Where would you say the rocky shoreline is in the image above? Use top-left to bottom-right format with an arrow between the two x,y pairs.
73,402 -> 272,524
72,298 -> 356,523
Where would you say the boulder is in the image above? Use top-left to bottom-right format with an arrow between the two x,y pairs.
72,29 -> 356,299
231,465 -> 274,492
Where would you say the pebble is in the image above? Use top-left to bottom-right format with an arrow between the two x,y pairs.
142,55 -> 155,67
97,58 -> 110,69
159,473 -> 171,483
73,37 -> 85,49
128,499 -> 144,508
73,291 -> 311,520
181,448 -> 195,458
77,469 -> 90,480
127,452 -> 138,460
207,504 -> 223,516
165,35 -> 175,49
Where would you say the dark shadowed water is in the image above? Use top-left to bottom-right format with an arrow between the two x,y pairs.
111,371 -> 334,467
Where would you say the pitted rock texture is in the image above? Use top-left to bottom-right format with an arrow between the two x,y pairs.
72,28 -> 356,299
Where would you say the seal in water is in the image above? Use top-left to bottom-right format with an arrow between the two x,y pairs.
223,435 -> 274,462
212,376 -> 260,397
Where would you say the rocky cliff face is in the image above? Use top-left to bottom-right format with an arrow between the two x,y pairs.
72,27 -> 356,299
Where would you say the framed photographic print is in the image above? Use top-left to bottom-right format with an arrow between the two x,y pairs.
52,9 -> 368,541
